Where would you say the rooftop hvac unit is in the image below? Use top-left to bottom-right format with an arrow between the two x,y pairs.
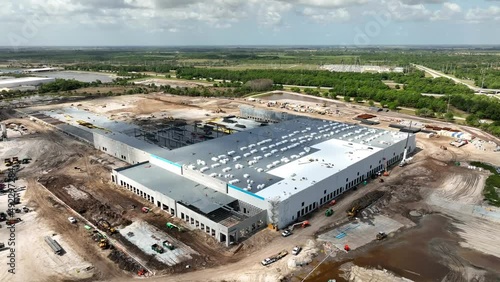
269,144 -> 275,149
250,149 -> 258,154
200,167 -> 210,173
218,154 -> 227,159
209,173 -> 217,177
235,164 -> 244,169
248,160 -> 257,165
220,159 -> 228,164
261,146 -> 268,151
281,136 -> 287,140
233,156 -> 242,161
304,147 -> 311,153
273,160 -> 281,165
281,147 -> 287,152
227,150 -> 236,155
254,156 -> 263,160
266,164 -> 275,169
211,163 -> 221,168
248,144 -> 256,148
264,153 -> 272,158
271,149 -> 278,154
188,164 -> 196,170
299,152 -> 306,156
243,153 -> 251,158
211,157 -> 219,162
229,179 -> 240,184
257,168 -> 264,172
243,174 -> 250,178
222,167 -> 232,172
257,184 -> 265,189
240,146 -> 247,151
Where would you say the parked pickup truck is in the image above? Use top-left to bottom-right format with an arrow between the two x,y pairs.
163,240 -> 174,250
151,243 -> 164,254
261,250 -> 288,266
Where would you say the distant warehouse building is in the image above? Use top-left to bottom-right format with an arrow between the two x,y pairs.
0,77 -> 55,89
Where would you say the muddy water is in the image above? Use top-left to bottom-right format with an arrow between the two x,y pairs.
302,214 -> 500,282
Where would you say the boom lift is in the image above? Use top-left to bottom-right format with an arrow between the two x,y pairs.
288,220 -> 310,231
399,122 -> 413,167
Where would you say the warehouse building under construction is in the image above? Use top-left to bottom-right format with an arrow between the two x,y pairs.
29,106 -> 416,246
106,107 -> 416,246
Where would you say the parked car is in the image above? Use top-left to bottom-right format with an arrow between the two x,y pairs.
292,246 -> 302,255
68,217 -> 77,224
281,230 -> 292,237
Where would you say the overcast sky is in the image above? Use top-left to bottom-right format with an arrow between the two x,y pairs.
1,0 -> 500,46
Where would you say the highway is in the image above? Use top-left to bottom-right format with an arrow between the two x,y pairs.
413,64 -> 500,97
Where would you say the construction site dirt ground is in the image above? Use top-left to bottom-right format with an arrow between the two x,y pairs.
0,92 -> 500,282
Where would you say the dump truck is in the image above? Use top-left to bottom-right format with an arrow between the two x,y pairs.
346,191 -> 385,219
163,240 -> 175,250
261,250 -> 288,266
152,243 -> 164,254
4,158 -> 12,167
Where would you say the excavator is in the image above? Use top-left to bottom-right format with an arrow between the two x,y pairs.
98,219 -> 117,234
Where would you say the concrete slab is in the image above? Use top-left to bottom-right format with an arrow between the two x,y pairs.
317,215 -> 404,251
119,221 -> 198,266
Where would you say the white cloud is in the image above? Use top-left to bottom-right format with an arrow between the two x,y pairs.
301,7 -> 350,23
278,0 -> 370,8
465,5 -> 500,23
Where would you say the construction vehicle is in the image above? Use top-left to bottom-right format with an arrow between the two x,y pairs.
166,222 -> 183,231
213,108 -> 226,114
4,158 -> 12,167
21,158 -> 31,164
141,207 -> 151,213
399,122 -> 414,167
261,250 -> 288,266
137,269 -> 146,276
6,218 -> 22,225
99,238 -> 109,249
151,243 -> 164,254
288,220 -> 309,231
11,157 -> 19,165
77,120 -> 96,129
98,219 -> 117,234
162,240 -> 175,250
346,191 -> 385,219
440,145 -> 448,150
376,232 -> 387,240
325,208 -> 334,217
